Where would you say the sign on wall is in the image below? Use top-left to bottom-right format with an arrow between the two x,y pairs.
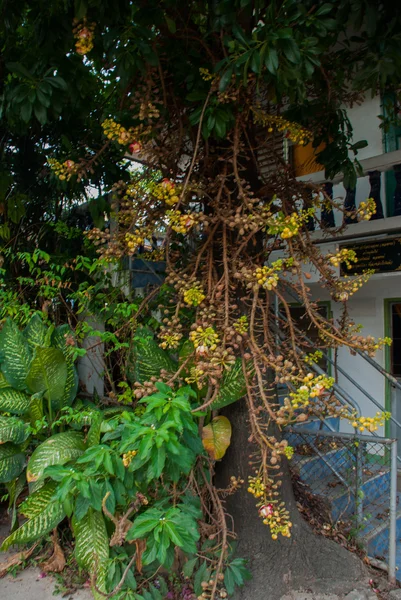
340,237 -> 401,275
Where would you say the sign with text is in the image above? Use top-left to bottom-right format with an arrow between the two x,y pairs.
340,237 -> 401,275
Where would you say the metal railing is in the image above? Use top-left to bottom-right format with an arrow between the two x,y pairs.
284,427 -> 398,584
277,285 -> 401,462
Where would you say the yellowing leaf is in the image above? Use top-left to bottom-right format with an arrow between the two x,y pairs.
202,416 -> 232,460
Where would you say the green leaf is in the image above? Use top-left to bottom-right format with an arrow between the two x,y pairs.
20,102 -> 33,122
29,392 -> 44,425
0,387 -> 32,414
33,101 -> 47,124
51,325 -> 78,407
315,3 -> 333,16
24,315 -> 49,351
265,49 -> 279,75
0,443 -> 25,483
6,62 -> 35,81
73,509 -> 109,593
62,363 -> 79,407
26,347 -> 68,408
280,38 -> 301,64
1,482 -> 65,550
165,16 -> 176,33
126,508 -> 161,540
0,318 -> 32,390
128,333 -> 177,384
47,76 -> 68,91
210,358 -> 249,410
0,372 -> 8,389
182,557 -> 198,578
194,561 -> 209,596
87,411 -> 103,446
224,567 -> 236,595
27,431 -> 85,484
0,416 -> 29,444
202,416 -> 232,460
219,65 -> 234,92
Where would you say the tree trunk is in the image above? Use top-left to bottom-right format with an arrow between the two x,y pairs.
217,399 -> 367,600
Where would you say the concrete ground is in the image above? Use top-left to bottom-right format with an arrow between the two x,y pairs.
0,523 -> 92,600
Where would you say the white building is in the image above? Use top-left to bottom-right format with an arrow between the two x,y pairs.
269,93 -> 401,445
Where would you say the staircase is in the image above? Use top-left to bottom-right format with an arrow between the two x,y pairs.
283,421 -> 399,582
271,290 -> 401,583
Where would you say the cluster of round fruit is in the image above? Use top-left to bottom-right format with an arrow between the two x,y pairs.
131,373 -> 170,400
357,198 -> 376,221
152,179 -> 180,206
267,208 -> 314,240
198,575 -> 227,600
48,158 -> 78,181
259,502 -> 292,539
287,373 -> 334,410
328,248 -> 357,269
138,101 -> 160,121
252,108 -> 311,145
102,118 -> 141,146
190,326 -> 220,353
73,19 -> 95,55
349,411 -> 391,433
124,232 -> 144,253
335,269 -> 372,301
210,347 -> 236,370
182,283 -> 206,307
199,67 -> 216,81
122,450 -> 137,467
225,205 -> 271,233
233,316 -> 248,334
166,209 -> 197,234
159,316 -> 183,350
253,266 -> 279,290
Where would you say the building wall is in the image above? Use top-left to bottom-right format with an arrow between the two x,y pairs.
306,270 -> 401,434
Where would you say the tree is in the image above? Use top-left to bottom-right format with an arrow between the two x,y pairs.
1,1 -> 401,598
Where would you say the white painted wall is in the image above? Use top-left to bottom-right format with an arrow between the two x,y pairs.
306,270 -> 401,435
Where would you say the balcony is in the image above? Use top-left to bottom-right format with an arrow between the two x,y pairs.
296,149 -> 401,243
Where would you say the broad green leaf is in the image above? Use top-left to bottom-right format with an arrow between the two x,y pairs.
0,372 -> 8,389
128,333 -> 177,383
210,358 -> 249,410
23,314 -> 49,350
27,431 -> 85,484
51,324 -> 73,353
62,363 -> 79,407
73,509 -> 109,593
0,416 -> 29,444
51,325 -> 78,406
0,318 -> 32,390
6,471 -> 26,531
26,347 -> 67,408
1,482 -> 65,550
29,392 -> 44,425
86,411 -> 103,447
202,416 -> 232,460
0,387 -> 31,414
0,443 -> 25,483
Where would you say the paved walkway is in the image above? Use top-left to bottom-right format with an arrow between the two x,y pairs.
0,524 -> 91,600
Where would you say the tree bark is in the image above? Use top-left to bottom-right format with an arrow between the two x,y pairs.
217,399 -> 367,600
